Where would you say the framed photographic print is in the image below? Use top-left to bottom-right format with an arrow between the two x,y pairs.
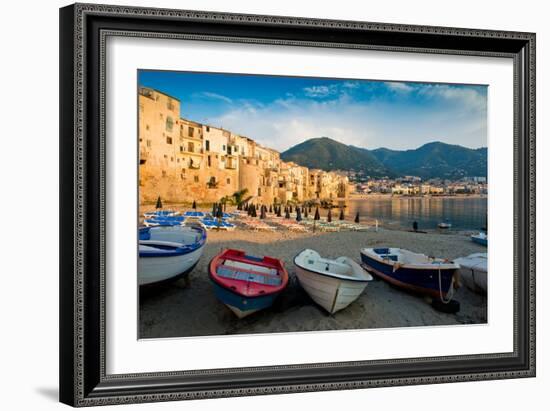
59,3 -> 536,407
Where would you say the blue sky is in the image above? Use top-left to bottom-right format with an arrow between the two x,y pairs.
138,70 -> 487,152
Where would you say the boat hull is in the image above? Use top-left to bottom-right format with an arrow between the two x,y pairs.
455,253 -> 487,294
138,246 -> 204,285
471,235 -> 488,246
295,266 -> 368,314
360,252 -> 456,300
211,281 -> 279,318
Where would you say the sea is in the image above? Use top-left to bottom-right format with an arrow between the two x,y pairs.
338,196 -> 487,232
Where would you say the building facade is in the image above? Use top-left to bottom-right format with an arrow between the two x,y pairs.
139,87 -> 349,204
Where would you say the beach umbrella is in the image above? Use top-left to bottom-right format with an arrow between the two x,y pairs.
285,208 -> 291,219
192,200 -> 197,210
277,206 -> 282,217
339,208 -> 345,220
354,212 -> 360,223
260,207 -> 266,219
289,205 -> 294,214
155,196 -> 163,209
269,204 -> 273,213
327,209 -> 332,223
296,207 -> 302,222
313,207 -> 320,233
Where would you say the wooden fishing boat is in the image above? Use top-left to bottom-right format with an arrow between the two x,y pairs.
471,232 -> 488,246
138,225 -> 207,286
209,249 -> 289,318
294,249 -> 372,314
360,247 -> 460,301
454,253 -> 487,294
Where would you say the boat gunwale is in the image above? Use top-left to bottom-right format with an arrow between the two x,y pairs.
209,250 -> 289,298
139,225 -> 207,258
293,249 -> 372,283
360,248 -> 460,270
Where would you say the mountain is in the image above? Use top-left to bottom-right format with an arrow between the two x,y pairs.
280,137 -> 392,177
281,138 -> 487,179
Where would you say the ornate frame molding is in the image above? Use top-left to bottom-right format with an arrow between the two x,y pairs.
60,3 -> 535,407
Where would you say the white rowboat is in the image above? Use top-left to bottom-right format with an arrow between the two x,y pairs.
454,253 -> 487,294
294,249 -> 372,314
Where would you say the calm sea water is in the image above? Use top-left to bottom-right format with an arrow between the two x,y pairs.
340,196 -> 487,231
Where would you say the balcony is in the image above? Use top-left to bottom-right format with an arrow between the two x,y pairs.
179,149 -> 203,157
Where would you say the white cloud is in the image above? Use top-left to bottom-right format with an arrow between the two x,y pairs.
303,84 -> 338,98
385,81 -> 414,93
418,84 -> 486,111
207,84 -> 487,152
199,91 -> 233,104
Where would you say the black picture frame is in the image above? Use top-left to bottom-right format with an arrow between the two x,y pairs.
59,3 -> 536,407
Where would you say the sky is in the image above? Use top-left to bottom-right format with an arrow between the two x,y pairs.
138,70 -> 487,152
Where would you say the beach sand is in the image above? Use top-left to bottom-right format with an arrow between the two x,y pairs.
139,227 -> 487,338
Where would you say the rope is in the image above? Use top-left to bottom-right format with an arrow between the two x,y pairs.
437,263 -> 455,304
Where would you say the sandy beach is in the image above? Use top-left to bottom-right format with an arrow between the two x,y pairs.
139,224 -> 487,339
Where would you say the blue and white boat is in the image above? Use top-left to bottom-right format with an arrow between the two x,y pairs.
138,225 -> 207,286
360,247 -> 460,301
471,232 -> 488,246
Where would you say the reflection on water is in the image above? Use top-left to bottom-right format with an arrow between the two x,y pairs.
341,196 -> 487,231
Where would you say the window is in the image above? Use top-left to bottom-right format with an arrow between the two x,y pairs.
188,127 -> 194,138
166,116 -> 174,132
227,146 -> 232,155
166,137 -> 173,144
167,99 -> 175,111
194,176 -> 199,183
146,139 -> 152,147
227,178 -> 231,184
146,124 -> 150,131
222,145 -> 226,151
180,146 -> 184,152
171,157 -> 174,162
164,154 -> 168,159
207,155 -> 211,167
162,170 -> 167,177
206,126 -> 210,132
258,188 -> 262,196
189,142 -> 194,153
205,140 -> 210,151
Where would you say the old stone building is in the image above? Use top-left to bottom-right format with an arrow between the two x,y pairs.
138,87 -> 349,205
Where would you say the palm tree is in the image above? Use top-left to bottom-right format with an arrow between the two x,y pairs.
231,189 -> 249,208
